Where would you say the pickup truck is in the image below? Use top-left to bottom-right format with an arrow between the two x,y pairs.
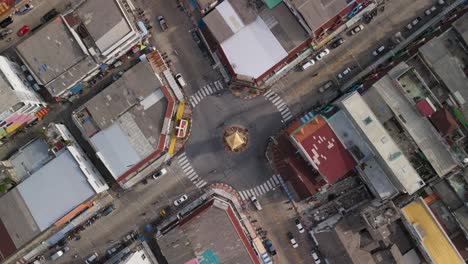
157,16 -> 168,31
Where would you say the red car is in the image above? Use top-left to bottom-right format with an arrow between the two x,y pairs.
17,25 -> 29,36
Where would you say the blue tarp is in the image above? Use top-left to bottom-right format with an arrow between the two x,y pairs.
70,83 -> 84,94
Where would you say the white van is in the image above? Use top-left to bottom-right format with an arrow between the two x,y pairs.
175,73 -> 187,88
301,59 -> 315,70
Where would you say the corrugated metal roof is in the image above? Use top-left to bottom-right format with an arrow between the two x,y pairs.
402,198 -> 464,264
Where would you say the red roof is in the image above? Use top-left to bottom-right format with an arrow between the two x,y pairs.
290,115 -> 356,184
430,108 -> 459,137
416,98 -> 436,117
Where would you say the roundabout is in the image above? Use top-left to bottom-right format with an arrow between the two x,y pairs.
180,90 -> 287,192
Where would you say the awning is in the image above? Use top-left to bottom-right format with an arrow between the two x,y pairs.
70,83 -> 84,94
35,107 -> 49,119
137,21 -> 148,37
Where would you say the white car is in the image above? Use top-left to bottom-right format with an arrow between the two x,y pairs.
287,232 -> 298,248
152,168 -> 167,179
17,3 -> 34,15
315,48 -> 330,61
175,73 -> 187,87
372,45 -> 385,56
174,194 -> 188,206
85,252 -> 98,264
311,251 -> 321,264
250,196 -> 262,210
338,67 -> 352,79
350,24 -> 364,35
301,59 -> 315,70
294,218 -> 305,233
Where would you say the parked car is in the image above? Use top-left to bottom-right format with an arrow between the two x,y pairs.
372,45 -> 385,56
350,24 -> 364,35
311,250 -> 321,264
315,48 -> 330,61
330,37 -> 344,48
0,17 -> 13,29
175,73 -> 187,88
157,16 -> 168,31
174,194 -> 188,206
85,252 -> 98,264
338,67 -> 352,79
106,243 -> 123,256
152,168 -> 167,179
424,6 -> 437,16
101,204 -> 116,216
16,3 -> 34,15
17,25 -> 29,36
50,250 -> 64,261
318,80 -> 334,93
406,17 -> 421,30
191,30 -> 201,44
0,28 -> 12,39
264,239 -> 277,256
294,218 -> 305,233
123,230 -> 139,243
287,232 -> 298,248
41,9 -> 58,23
301,59 -> 315,70
250,195 -> 262,210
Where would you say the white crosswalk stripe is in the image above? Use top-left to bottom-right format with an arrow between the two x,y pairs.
177,152 -> 208,189
188,80 -> 225,108
238,175 -> 281,200
273,174 -> 280,185
263,90 -> 293,123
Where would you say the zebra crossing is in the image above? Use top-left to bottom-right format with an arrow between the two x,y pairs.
177,152 -> 207,189
239,174 -> 281,200
263,90 -> 293,122
189,80 -> 225,107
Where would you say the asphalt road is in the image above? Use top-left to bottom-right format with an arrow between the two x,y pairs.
184,92 -> 281,190
273,0 -> 436,115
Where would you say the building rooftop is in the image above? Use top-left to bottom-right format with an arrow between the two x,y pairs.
158,199 -> 256,264
328,111 -> 398,200
76,0 -> 133,53
289,0 -> 349,32
452,13 -> 468,44
78,60 -> 167,180
203,0 -> 307,79
16,17 -> 98,96
419,29 -> 468,117
289,115 -> 356,184
401,198 -> 464,264
7,138 -> 51,182
340,92 -> 424,195
374,71 -> 458,177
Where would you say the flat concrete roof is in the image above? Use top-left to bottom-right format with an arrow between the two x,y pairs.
16,17 -> 97,96
419,30 -> 468,117
289,0 -> 349,31
340,92 -> 424,195
290,115 -> 356,184
374,73 -> 458,177
402,198 -> 464,264
452,13 -> 468,44
82,60 -> 167,179
8,138 -> 51,181
362,88 -> 394,124
158,203 -> 254,264
328,111 -> 398,200
77,0 -> 132,53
